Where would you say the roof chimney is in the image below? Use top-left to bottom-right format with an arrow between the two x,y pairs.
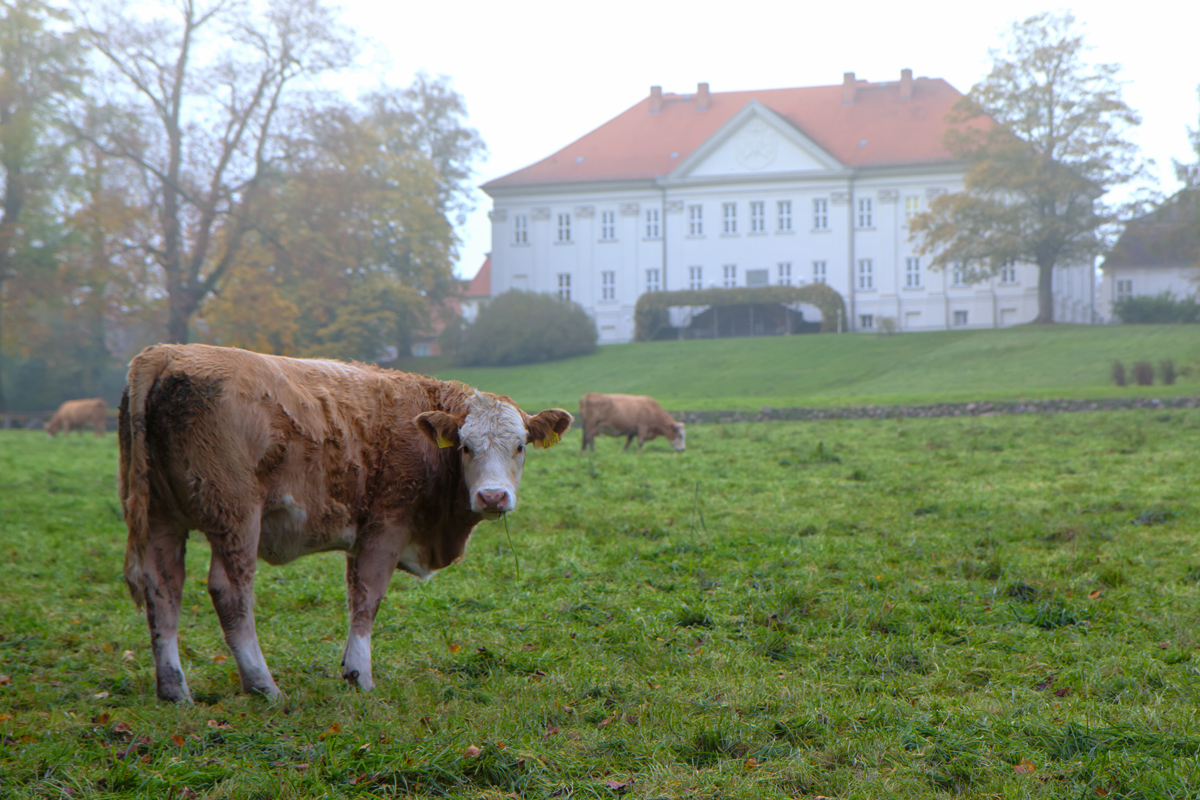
696,82 -> 710,111
649,85 -> 663,114
842,72 -> 856,105
899,68 -> 913,99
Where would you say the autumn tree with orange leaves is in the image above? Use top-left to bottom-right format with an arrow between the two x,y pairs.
910,12 -> 1145,323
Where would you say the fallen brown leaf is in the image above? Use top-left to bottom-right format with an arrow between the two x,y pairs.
0,713 -> 10,722
122,650 -> 135,662
463,744 -> 483,758
604,779 -> 631,792
1088,589 -> 1102,600
171,734 -> 186,746
92,691 -> 109,700
213,654 -> 227,664
112,722 -> 132,734
93,713 -> 111,725
1015,759 -> 1036,776
327,722 -> 342,735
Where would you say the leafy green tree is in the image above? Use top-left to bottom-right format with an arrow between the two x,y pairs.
910,12 -> 1145,323
203,79 -> 479,363
0,0 -> 84,411
458,291 -> 597,367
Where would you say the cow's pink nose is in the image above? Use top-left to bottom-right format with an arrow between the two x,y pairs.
476,489 -> 509,511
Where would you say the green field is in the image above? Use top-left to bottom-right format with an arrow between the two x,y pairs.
4,408 -> 1200,798
401,325 -> 1200,412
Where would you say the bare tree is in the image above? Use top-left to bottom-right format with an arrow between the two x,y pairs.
75,0 -> 354,342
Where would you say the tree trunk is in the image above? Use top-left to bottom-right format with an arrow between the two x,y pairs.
1035,260 -> 1055,324
167,289 -> 192,344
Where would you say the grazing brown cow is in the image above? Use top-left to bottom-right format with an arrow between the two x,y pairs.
579,392 -> 685,453
119,343 -> 571,702
46,398 -> 108,437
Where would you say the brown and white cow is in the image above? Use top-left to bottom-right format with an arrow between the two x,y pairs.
46,398 -> 108,437
578,392 -> 685,453
119,343 -> 571,702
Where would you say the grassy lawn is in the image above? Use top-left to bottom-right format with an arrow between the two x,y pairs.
3,408 -> 1200,798
398,324 -> 1200,412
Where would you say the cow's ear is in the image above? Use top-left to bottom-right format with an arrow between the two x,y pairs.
526,408 -> 573,449
414,411 -> 464,449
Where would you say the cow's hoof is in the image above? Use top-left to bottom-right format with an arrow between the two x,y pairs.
343,670 -> 374,691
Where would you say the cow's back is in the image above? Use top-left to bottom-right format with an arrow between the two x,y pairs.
125,344 -> 439,534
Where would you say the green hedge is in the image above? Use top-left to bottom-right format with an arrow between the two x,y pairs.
633,284 -> 847,341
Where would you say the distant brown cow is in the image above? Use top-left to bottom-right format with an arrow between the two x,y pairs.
579,392 -> 685,453
46,398 -> 108,437
119,343 -> 572,702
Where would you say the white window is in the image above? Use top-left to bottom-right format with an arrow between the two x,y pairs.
557,213 -> 571,243
777,262 -> 792,286
999,260 -> 1017,285
645,268 -> 661,292
645,208 -> 660,239
723,264 -> 737,287
813,198 -> 828,230
1116,278 -> 1133,301
601,270 -> 616,301
812,260 -> 827,284
953,310 -> 969,326
951,261 -> 965,286
688,205 -> 703,236
600,211 -> 616,241
859,314 -> 874,330
904,195 -> 920,224
513,215 -> 528,245
857,197 -> 873,228
749,201 -> 765,233
905,257 -> 921,288
777,200 -> 792,231
556,273 -> 571,301
723,203 -> 737,234
857,259 -> 874,290
688,266 -> 703,290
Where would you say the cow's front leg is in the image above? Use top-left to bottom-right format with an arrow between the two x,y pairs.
142,519 -> 190,702
342,537 -> 401,690
207,520 -> 279,698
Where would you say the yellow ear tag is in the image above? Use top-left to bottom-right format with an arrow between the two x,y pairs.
535,430 -> 561,450
435,434 -> 454,449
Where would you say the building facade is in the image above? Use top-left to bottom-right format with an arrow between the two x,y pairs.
1098,189 -> 1199,320
483,73 -> 1095,343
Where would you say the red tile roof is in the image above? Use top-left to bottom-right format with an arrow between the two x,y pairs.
484,76 -> 979,190
463,256 -> 491,298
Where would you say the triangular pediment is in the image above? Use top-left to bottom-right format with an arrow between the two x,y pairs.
672,101 -> 843,179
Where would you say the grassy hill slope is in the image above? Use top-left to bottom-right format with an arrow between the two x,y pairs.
404,325 -> 1200,412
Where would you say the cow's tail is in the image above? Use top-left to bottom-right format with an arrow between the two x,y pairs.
120,346 -> 172,608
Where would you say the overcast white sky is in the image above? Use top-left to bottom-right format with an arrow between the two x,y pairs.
338,0 -> 1200,278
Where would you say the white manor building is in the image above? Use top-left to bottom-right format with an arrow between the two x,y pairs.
482,72 -> 1096,343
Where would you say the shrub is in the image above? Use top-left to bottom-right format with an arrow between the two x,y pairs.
877,316 -> 898,336
457,290 -> 597,366
1132,361 -> 1154,386
1111,360 -> 1127,386
1112,291 -> 1200,324
1160,359 -> 1177,385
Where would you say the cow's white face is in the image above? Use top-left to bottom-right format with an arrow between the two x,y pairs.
458,394 -> 528,519
671,422 -> 687,452
415,393 -> 573,520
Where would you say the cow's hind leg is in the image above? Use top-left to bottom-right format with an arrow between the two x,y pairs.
342,535 -> 401,691
206,515 -> 279,698
623,433 -> 635,451
142,518 -> 191,702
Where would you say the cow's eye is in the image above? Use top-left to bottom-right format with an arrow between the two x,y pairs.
516,444 -> 525,455
462,445 -> 472,456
